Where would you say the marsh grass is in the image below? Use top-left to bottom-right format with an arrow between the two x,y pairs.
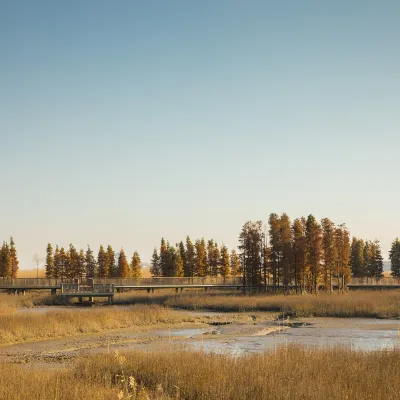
1,347 -> 400,399
164,290 -> 400,318
0,304 -> 199,344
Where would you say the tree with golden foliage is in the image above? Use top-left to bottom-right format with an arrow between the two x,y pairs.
117,249 -> 130,278
131,251 -> 142,278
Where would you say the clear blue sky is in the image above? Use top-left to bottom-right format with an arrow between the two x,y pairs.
1,1 -> 399,268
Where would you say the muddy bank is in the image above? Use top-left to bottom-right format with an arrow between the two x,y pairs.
2,311 -> 400,366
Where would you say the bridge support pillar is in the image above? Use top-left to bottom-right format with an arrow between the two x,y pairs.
17,289 -> 25,296
78,296 -> 83,304
51,288 -> 56,295
147,288 -> 150,294
151,289 -> 155,294
108,296 -> 114,305
175,288 -> 179,293
89,296 -> 93,302
180,288 -> 183,293
205,287 -> 208,291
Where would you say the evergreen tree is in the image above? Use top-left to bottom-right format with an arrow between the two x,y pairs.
53,246 -> 61,279
334,224 -> 351,288
350,238 -> 365,277
9,237 -> 19,278
211,241 -> 221,277
292,218 -> 306,292
321,218 -> 336,290
280,213 -> 292,293
305,215 -> 322,293
371,240 -> 384,278
97,245 -> 108,278
185,236 -> 195,277
105,245 -> 116,278
77,249 -> 86,279
59,247 -> 67,280
150,248 -> 161,277
45,243 -> 54,278
0,242 -> 12,278
219,245 -> 231,277
195,238 -> 208,277
174,248 -> 184,277
160,238 -> 169,276
268,213 -> 281,291
178,241 -> 186,276
131,251 -> 142,278
390,238 -> 400,278
166,246 -> 176,276
85,246 -> 97,278
117,249 -> 130,278
67,243 -> 79,279
239,221 -> 263,290
230,249 -> 242,277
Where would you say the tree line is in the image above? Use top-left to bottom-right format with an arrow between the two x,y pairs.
0,237 -> 19,278
150,237 -> 242,278
44,244 -> 142,279
237,214 -> 384,293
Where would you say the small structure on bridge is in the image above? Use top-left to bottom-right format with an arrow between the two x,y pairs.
60,280 -> 114,305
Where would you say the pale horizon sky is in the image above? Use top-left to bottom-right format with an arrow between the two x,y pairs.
1,1 -> 399,268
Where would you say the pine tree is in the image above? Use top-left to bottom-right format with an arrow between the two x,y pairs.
280,213 -> 292,293
97,245 -> 108,278
77,249 -> 86,279
371,240 -> 384,278
268,213 -> 281,291
350,238 -> 365,277
150,248 -> 161,277
45,243 -> 54,278
292,218 -> 306,292
230,249 -> 242,277
334,224 -> 351,288
195,239 -> 208,277
390,238 -> 400,278
53,246 -> 61,279
178,241 -> 186,276
305,215 -> 322,293
160,238 -> 169,277
105,245 -> 116,278
117,249 -> 130,278
239,221 -> 263,290
67,244 -> 79,279
0,242 -> 12,278
321,218 -> 336,291
85,246 -> 97,278
166,246 -> 176,277
209,241 -> 220,277
10,237 -> 19,278
174,248 -> 184,277
185,236 -> 195,277
131,251 -> 142,278
219,245 -> 231,277
59,247 -> 67,280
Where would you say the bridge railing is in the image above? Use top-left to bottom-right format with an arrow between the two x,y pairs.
0,278 -> 64,288
61,283 -> 114,294
93,277 -> 243,286
349,277 -> 400,286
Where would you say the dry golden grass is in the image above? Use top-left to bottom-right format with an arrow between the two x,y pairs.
128,290 -> 400,319
1,347 -> 400,399
165,290 -> 400,318
0,304 -> 199,344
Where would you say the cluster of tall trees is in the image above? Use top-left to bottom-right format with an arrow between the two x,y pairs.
45,244 -> 142,279
150,237 -> 242,278
0,237 -> 19,278
239,214 -> 353,292
390,238 -> 400,277
350,238 -> 384,278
